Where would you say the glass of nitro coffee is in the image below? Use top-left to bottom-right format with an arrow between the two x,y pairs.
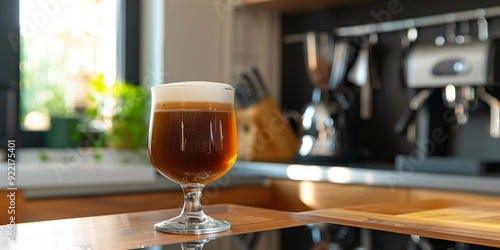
148,82 -> 237,234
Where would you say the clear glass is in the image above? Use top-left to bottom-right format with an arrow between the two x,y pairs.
180,239 -> 213,250
148,82 -> 237,234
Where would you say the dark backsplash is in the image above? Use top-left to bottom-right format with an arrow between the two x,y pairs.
281,0 -> 500,162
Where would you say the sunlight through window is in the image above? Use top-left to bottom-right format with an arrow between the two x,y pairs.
20,0 -> 118,131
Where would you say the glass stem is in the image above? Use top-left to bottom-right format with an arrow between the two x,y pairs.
180,183 -> 207,224
180,240 -> 209,250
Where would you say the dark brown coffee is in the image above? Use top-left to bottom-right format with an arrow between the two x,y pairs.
148,102 -> 238,185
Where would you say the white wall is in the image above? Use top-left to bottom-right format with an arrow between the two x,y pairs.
140,0 -> 282,102
231,7 -> 281,103
162,0 -> 227,83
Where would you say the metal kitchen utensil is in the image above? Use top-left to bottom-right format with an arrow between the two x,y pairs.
329,38 -> 351,90
304,32 -> 334,90
456,21 -> 471,44
400,27 -> 418,86
394,89 -> 434,134
443,85 -> 473,125
347,38 -> 372,119
446,22 -> 457,44
368,34 -> 381,90
477,86 -> 500,138
477,16 -> 489,41
347,40 -> 369,87
299,96 -> 342,157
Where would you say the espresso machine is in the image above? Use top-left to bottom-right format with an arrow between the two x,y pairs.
395,20 -> 500,175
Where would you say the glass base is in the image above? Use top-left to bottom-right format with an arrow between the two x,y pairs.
154,215 -> 231,234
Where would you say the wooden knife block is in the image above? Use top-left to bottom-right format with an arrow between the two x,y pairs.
235,96 -> 300,162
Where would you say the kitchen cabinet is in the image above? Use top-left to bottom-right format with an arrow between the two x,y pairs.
8,186 -> 271,223
10,178 -> 500,223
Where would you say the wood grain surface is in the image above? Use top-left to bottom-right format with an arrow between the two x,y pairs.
235,96 -> 300,162
2,200 -> 500,248
269,179 -> 409,211
0,204 -> 319,250
302,199 -> 500,247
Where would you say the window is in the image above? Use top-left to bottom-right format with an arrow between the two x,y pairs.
20,0 -> 118,131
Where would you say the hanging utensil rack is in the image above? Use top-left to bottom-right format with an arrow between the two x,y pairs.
284,6 -> 500,43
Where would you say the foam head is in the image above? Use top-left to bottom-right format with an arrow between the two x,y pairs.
151,81 -> 235,105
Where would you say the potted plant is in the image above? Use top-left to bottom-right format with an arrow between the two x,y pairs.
43,86 -> 82,148
88,75 -> 149,150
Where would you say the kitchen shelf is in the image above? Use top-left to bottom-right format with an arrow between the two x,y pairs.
241,0 -> 370,13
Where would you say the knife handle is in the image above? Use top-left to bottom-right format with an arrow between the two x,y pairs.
360,82 -> 372,119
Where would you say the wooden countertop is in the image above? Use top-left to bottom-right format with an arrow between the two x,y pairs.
0,204 -> 318,250
2,200 -> 500,249
302,199 -> 500,248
